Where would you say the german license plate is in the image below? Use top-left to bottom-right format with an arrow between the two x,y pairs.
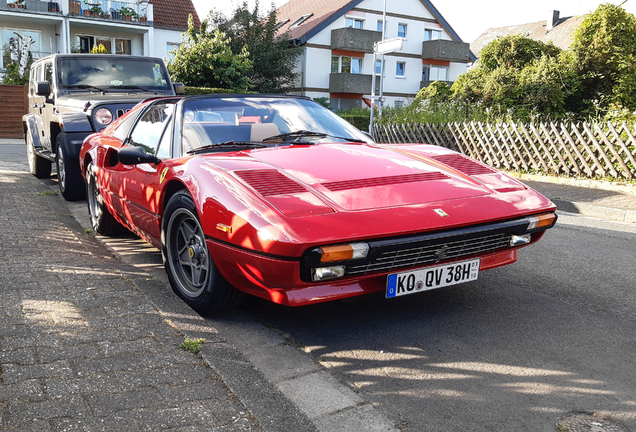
386,259 -> 480,298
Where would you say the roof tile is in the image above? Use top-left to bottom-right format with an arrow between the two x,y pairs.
150,0 -> 201,30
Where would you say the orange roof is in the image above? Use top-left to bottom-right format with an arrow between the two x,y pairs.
150,0 -> 201,30
274,0 -> 357,41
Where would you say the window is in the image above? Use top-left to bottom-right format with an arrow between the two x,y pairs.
332,56 -> 362,74
398,23 -> 407,38
129,102 -> 175,156
96,37 -> 112,53
2,29 -> 41,69
396,62 -> 406,77
274,19 -> 290,31
289,13 -> 313,29
79,36 -> 94,53
375,59 -> 385,75
424,29 -> 442,41
423,64 -> 449,82
115,39 -> 131,55
377,20 -> 383,32
166,43 -> 180,61
345,17 -> 363,29
78,35 -> 131,54
395,100 -> 404,108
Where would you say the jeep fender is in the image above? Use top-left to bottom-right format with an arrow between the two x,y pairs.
23,113 -> 44,149
55,112 -> 93,133
56,131 -> 91,160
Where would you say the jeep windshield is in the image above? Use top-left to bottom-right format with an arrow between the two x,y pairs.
57,57 -> 172,93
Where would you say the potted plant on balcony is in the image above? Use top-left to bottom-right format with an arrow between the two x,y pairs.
89,5 -> 102,17
119,6 -> 135,21
15,0 -> 25,9
139,14 -> 147,23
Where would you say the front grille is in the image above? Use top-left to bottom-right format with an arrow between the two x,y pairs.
299,216 -> 546,283
346,232 -> 511,276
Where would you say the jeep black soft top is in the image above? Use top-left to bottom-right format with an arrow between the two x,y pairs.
23,54 -> 184,200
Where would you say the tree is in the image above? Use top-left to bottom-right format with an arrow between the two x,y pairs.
569,3 -> 636,112
211,1 -> 303,93
479,34 -> 560,72
168,15 -> 252,91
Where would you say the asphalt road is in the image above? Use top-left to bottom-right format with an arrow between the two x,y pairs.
231,213 -> 636,431
4,141 -> 635,431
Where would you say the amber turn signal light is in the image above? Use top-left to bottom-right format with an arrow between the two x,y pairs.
528,213 -> 556,230
319,243 -> 369,263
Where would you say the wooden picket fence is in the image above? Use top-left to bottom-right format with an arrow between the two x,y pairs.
373,121 -> 636,180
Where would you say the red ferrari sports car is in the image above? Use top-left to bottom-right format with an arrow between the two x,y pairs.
79,95 -> 556,314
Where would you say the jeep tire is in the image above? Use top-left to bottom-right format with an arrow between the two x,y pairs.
26,132 -> 52,178
56,136 -> 85,201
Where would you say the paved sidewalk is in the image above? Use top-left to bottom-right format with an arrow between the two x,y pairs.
509,172 -> 636,223
0,167 -> 314,431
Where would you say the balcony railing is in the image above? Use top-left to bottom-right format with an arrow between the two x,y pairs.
2,0 -> 62,13
0,0 -> 152,23
68,0 -> 151,24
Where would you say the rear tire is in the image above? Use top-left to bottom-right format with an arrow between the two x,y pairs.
162,191 -> 244,315
26,133 -> 51,178
56,137 -> 86,201
86,161 -> 126,235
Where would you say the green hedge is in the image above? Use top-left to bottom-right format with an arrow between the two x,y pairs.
338,114 -> 370,132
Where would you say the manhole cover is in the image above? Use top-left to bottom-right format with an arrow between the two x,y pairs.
556,413 -> 629,432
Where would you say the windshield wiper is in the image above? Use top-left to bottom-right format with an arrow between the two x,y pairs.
262,130 -> 367,144
118,85 -> 151,93
187,141 -> 267,155
66,84 -> 109,93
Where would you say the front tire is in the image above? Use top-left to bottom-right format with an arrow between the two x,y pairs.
86,161 -> 125,235
56,138 -> 85,201
26,133 -> 51,178
163,191 -> 244,315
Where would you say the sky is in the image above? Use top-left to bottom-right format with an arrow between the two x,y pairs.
193,0 -> 636,43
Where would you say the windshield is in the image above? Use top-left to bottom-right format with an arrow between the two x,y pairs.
180,97 -> 372,154
57,57 -> 172,91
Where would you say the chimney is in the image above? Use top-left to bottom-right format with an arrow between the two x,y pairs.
547,10 -> 560,31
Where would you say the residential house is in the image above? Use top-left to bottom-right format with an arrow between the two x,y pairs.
273,0 -> 474,110
0,0 -> 199,76
470,10 -> 584,61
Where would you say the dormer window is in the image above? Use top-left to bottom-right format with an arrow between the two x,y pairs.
289,13 -> 313,29
274,19 -> 290,31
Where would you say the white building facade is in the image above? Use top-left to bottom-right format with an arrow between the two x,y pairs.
275,0 -> 474,110
0,0 -> 196,76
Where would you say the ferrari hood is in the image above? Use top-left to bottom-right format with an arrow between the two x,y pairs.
210,143 -> 528,214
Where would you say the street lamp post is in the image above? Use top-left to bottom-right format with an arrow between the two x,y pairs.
369,37 -> 404,136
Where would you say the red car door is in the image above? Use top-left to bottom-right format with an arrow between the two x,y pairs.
108,101 -> 175,247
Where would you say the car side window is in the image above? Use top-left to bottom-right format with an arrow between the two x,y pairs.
129,102 -> 175,155
112,111 -> 141,142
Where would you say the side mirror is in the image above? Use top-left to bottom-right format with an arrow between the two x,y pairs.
36,81 -> 51,97
118,146 -> 160,165
173,82 -> 185,95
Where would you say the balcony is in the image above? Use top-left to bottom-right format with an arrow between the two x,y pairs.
421,39 -> 470,63
0,0 -> 152,24
329,73 -> 379,95
331,27 -> 382,53
2,0 -> 62,13
68,0 -> 151,24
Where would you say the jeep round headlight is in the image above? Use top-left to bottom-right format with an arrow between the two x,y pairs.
94,108 -> 113,126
